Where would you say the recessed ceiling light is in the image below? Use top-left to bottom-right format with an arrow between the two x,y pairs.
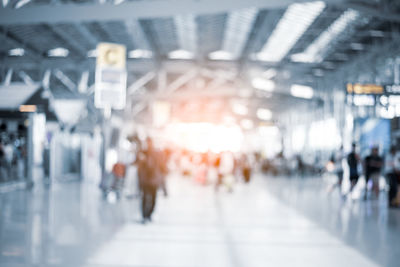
8,48 -> 25,56
232,102 -> 248,116
257,108 -> 272,121
208,50 -> 235,61
251,77 -> 275,92
128,49 -> 153,59
290,84 -> 314,99
48,47 -> 69,57
168,49 -> 194,60
241,119 -> 254,130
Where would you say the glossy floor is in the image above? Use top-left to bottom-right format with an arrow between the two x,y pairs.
0,174 -> 399,267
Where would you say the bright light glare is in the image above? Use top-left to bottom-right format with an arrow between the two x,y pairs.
208,50 -> 235,61
232,102 -> 248,116
257,108 -> 272,120
290,84 -> 314,99
309,118 -> 341,149
240,119 -> 254,130
128,49 -> 153,59
164,123 -> 243,153
168,49 -> 194,60
87,49 -> 97,58
9,48 -> 25,56
48,47 -> 69,57
252,78 -> 275,92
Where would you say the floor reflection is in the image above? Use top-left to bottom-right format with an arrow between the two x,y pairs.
0,174 -> 398,267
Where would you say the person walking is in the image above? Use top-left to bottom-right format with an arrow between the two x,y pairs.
385,146 -> 399,207
347,143 -> 360,194
364,146 -> 383,200
138,138 -> 162,223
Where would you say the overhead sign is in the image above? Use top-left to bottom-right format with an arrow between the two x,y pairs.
95,43 -> 127,110
385,84 -> 400,94
346,83 -> 384,95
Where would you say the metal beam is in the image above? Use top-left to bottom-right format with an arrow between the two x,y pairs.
3,68 -> 13,86
0,0 -> 344,25
19,71 -> 34,85
54,69 -> 76,92
42,69 -> 51,89
166,69 -> 197,93
78,70 -> 89,93
127,71 -> 155,95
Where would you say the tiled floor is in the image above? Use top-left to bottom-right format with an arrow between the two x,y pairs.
0,173 -> 398,267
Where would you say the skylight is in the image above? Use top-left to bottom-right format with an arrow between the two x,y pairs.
174,15 -> 197,54
255,1 -> 325,62
291,9 -> 359,63
222,8 -> 258,60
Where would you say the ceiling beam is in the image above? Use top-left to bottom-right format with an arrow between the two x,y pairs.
0,0 -> 344,25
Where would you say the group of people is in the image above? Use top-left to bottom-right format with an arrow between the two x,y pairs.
0,135 -> 26,183
107,137 -> 256,223
332,143 -> 400,207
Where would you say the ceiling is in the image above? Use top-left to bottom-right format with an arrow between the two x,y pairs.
0,0 -> 399,122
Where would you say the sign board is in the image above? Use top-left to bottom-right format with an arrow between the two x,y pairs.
95,43 -> 127,110
346,83 -> 384,95
386,84 -> 400,94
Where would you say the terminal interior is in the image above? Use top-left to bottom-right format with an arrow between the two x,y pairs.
1,0 -> 400,266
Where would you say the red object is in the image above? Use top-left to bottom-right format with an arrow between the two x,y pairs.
112,162 -> 126,178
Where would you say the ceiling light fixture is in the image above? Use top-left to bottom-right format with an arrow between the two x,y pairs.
251,77 -> 275,92
232,102 -> 249,116
128,49 -> 153,59
208,50 -> 235,61
8,48 -> 25,56
168,49 -> 194,60
257,108 -> 272,121
48,47 -> 69,57
290,84 -> 314,99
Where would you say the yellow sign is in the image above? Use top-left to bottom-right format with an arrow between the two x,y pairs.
19,105 -> 37,112
347,83 -> 383,94
96,43 -> 126,69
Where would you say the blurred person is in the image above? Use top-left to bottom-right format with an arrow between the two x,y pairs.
347,143 -> 360,194
296,155 -> 305,177
242,155 -> 252,183
213,154 -> 223,191
364,146 -> 383,200
0,140 -> 6,182
386,146 -> 399,207
138,138 -> 162,223
331,146 -> 345,195
159,148 -> 170,197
